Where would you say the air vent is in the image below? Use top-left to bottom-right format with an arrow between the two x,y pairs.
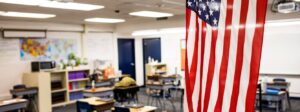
277,2 -> 299,13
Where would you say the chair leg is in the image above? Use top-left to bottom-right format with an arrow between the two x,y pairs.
287,92 -> 292,109
147,96 -> 150,105
168,98 -> 176,112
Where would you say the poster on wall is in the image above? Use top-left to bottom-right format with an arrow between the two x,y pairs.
181,39 -> 186,71
20,38 -> 78,61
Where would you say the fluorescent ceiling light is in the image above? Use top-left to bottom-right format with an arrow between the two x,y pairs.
0,0 -> 104,11
85,18 -> 125,23
0,11 -> 56,19
132,27 -> 185,36
129,11 -> 174,18
0,0 -> 40,6
39,1 -> 104,11
132,30 -> 159,36
160,27 -> 185,34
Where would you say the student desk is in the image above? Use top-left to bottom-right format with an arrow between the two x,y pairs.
88,75 -> 125,87
129,106 -> 157,112
10,87 -> 38,96
267,82 -> 290,91
83,87 -> 114,98
267,82 -> 291,109
114,86 -> 140,104
256,91 -> 287,112
78,97 -> 114,112
10,87 -> 38,112
0,99 -> 28,112
146,84 -> 175,111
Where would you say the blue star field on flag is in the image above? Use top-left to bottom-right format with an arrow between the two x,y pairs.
187,0 -> 221,27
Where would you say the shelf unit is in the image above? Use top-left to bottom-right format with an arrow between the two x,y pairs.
23,68 -> 90,111
51,88 -> 67,93
145,63 -> 167,85
69,78 -> 89,82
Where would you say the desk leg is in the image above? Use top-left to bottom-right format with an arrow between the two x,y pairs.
180,89 -> 184,112
276,101 -> 279,112
287,92 -> 291,109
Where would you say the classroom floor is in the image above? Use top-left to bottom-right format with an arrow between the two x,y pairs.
53,87 -> 183,112
262,99 -> 300,112
53,88 -> 300,112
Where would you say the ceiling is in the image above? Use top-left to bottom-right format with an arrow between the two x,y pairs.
0,0 -> 185,25
0,0 -> 300,25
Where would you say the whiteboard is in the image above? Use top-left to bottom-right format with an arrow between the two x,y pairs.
0,38 -> 19,63
260,24 -> 300,74
83,33 -> 114,61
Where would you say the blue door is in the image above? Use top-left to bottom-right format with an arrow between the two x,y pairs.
118,39 -> 136,79
143,38 -> 161,84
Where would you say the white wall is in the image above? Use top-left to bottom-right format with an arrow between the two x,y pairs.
260,21 -> 300,97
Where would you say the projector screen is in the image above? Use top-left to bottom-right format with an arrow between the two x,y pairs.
260,22 -> 300,75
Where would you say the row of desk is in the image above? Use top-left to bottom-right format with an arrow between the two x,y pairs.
78,97 -> 157,112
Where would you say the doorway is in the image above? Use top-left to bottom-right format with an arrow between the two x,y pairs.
143,38 -> 162,84
118,39 -> 136,79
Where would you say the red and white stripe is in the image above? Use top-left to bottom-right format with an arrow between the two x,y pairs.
185,0 -> 268,112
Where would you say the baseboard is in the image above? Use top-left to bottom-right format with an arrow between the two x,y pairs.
290,97 -> 300,100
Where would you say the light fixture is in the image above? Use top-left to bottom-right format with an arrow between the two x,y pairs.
85,18 -> 125,23
0,0 -> 40,6
132,27 -> 185,36
132,30 -> 159,36
0,11 -> 56,19
0,0 -> 104,11
129,11 -> 174,18
160,27 -> 185,34
39,1 -> 104,11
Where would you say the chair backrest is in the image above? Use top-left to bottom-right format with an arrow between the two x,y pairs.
273,78 -> 286,82
13,84 -> 26,89
115,107 -> 130,112
77,101 -> 93,112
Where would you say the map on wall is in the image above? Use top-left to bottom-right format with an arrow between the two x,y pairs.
20,38 -> 77,61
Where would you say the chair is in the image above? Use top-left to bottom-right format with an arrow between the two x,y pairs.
76,101 -> 94,112
170,80 -> 181,98
273,78 -> 291,109
114,106 -> 130,112
12,84 -> 26,98
273,78 -> 286,82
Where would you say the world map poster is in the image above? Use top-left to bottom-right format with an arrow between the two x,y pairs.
20,38 -> 77,61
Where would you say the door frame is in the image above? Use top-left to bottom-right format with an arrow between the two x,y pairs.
117,38 -> 136,79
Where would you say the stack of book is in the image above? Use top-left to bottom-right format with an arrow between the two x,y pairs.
68,71 -> 87,80
69,92 -> 83,101
69,82 -> 87,90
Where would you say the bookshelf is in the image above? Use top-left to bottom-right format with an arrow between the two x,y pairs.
145,63 -> 167,84
23,68 -> 91,110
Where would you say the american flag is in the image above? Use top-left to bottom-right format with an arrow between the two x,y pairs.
185,0 -> 268,111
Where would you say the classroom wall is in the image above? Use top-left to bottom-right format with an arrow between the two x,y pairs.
260,20 -> 300,97
117,33 -> 185,87
116,19 -> 300,97
0,20 -> 115,99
